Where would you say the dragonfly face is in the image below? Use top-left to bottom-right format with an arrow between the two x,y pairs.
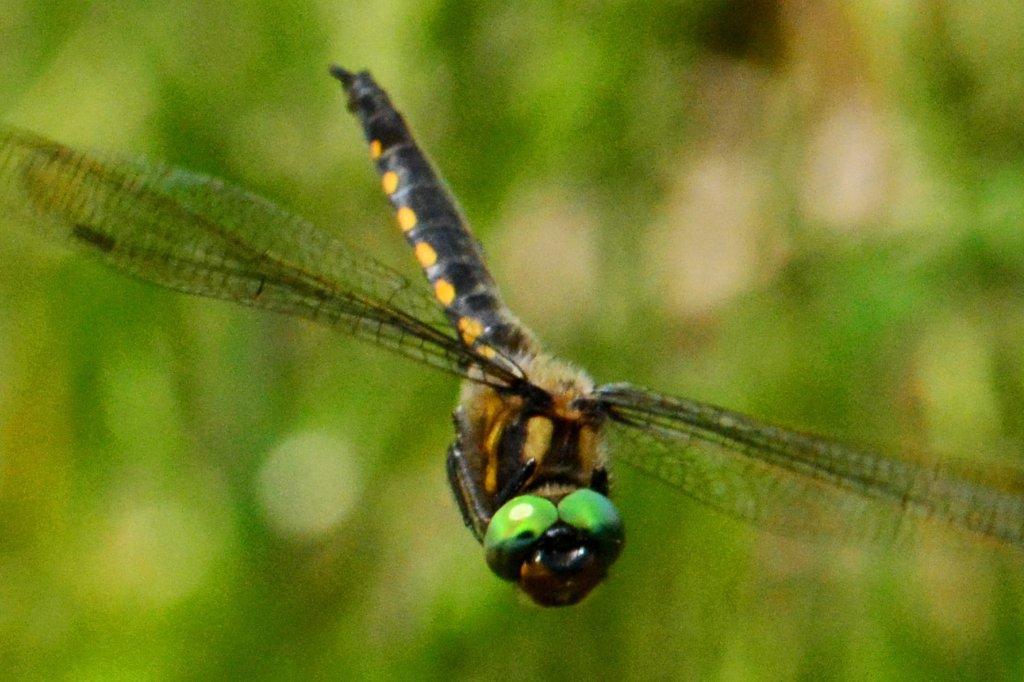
3,65 -> 1024,609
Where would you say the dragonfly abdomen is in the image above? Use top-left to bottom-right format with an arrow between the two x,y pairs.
331,66 -> 536,359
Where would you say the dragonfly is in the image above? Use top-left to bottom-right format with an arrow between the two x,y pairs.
2,66 -> 1024,607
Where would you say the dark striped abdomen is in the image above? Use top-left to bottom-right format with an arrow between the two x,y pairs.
331,66 -> 534,360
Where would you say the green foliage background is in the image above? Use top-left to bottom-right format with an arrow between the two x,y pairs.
3,1 -> 1024,679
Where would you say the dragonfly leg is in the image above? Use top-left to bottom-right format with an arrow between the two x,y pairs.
495,458 -> 537,508
446,441 -> 490,543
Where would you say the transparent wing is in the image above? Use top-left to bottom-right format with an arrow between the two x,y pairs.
595,382 -> 1024,549
0,126 -> 519,384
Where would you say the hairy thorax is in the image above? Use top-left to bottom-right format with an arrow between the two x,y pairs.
455,352 -> 607,510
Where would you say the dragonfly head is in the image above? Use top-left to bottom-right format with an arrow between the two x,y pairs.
483,489 -> 624,607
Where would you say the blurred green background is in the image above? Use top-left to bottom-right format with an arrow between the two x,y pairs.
3,1 -> 1024,679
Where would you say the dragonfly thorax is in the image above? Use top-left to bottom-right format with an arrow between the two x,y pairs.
458,354 -> 606,503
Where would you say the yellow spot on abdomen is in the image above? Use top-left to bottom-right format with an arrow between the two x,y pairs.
458,317 -> 484,345
414,242 -> 437,268
382,171 -> 399,195
397,206 -> 417,231
369,140 -> 382,159
434,278 -> 456,306
477,345 -> 497,359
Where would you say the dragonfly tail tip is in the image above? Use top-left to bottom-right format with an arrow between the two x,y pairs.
328,64 -> 355,87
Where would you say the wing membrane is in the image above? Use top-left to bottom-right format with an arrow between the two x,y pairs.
596,382 -> 1024,549
0,126 -> 516,382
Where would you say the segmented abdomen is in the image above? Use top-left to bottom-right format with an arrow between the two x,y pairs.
332,67 -> 535,360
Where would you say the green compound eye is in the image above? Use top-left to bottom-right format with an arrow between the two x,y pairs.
484,495 -> 559,581
558,489 -> 625,556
